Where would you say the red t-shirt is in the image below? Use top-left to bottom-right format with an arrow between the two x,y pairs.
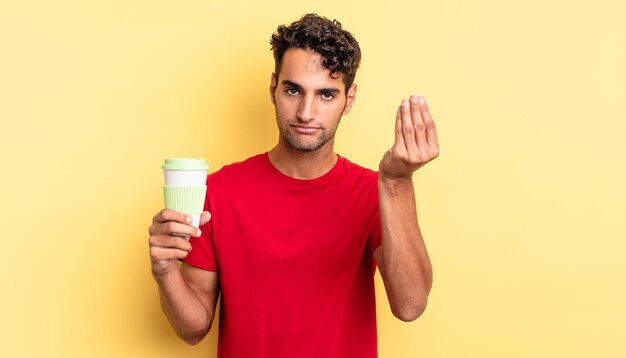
184,153 -> 382,357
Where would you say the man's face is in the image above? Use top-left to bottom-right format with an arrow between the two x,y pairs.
270,48 -> 356,152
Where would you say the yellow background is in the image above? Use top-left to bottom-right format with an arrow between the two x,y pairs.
1,0 -> 625,357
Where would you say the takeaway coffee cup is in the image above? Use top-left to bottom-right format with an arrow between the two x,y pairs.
162,158 -> 209,229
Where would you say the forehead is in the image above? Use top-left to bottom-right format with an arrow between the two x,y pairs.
278,48 -> 345,89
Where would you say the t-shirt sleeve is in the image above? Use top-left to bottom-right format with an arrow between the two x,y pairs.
367,204 -> 382,254
366,171 -> 382,254
182,192 -> 219,272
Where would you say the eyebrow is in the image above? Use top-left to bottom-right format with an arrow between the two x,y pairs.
281,79 -> 341,95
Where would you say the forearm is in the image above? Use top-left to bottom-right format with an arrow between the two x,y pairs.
154,265 -> 213,344
378,175 -> 432,321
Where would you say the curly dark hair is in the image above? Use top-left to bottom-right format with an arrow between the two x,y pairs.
270,13 -> 361,91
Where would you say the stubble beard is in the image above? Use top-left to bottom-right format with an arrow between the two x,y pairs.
279,126 -> 331,152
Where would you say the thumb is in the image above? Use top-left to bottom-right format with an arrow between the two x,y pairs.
199,211 -> 212,226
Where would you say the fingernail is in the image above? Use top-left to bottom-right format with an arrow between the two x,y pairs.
410,95 -> 418,104
419,96 -> 426,105
186,216 -> 192,223
196,229 -> 202,237
402,99 -> 409,108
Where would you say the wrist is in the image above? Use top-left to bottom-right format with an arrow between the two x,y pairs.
378,172 -> 413,186
152,260 -> 180,281
378,173 -> 415,199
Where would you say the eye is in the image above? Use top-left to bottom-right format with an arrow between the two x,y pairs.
286,88 -> 300,95
320,92 -> 335,100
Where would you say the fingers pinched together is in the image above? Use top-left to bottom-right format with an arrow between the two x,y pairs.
381,95 -> 439,179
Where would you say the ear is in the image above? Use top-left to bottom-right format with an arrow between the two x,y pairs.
342,83 -> 357,115
270,73 -> 277,105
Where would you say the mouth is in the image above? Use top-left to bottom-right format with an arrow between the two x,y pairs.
290,125 -> 321,134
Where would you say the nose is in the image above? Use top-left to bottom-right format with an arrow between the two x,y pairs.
296,95 -> 316,123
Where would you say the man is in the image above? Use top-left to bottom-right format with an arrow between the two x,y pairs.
148,14 -> 439,357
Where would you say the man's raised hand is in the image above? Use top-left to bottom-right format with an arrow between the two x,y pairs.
379,95 -> 439,181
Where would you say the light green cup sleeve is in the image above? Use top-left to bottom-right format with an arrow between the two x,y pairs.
163,185 -> 207,215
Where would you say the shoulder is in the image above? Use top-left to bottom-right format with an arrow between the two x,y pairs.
340,155 -> 379,182
207,153 -> 268,185
335,156 -> 379,195
335,156 -> 379,208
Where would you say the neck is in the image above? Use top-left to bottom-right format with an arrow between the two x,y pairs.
268,140 -> 338,180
